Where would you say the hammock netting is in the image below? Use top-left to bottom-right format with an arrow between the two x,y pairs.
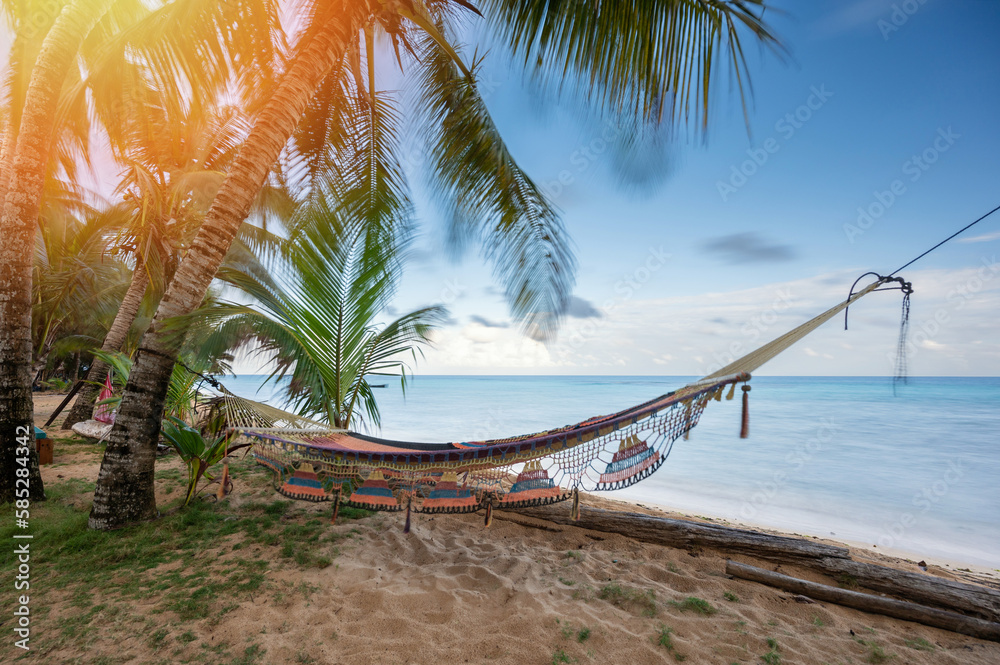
218,275 -> 907,519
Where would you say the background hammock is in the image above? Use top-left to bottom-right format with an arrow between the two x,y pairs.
221,275 -> 902,519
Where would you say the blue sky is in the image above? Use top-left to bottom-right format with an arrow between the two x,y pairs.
4,2 -> 996,376
380,0 -> 1000,376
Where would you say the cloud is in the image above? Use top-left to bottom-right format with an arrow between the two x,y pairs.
407,264 -> 1000,376
565,296 -> 603,319
957,231 -> 1000,244
469,315 -> 509,328
700,233 -> 797,265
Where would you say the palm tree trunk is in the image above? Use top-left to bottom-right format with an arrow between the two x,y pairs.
89,15 -> 352,530
0,1 -> 102,503
0,30 -> 26,208
63,265 -> 150,429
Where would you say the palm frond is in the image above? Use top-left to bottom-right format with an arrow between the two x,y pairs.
480,0 -> 780,129
414,27 -> 575,339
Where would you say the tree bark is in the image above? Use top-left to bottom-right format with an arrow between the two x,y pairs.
510,504 -> 851,562
0,1 -> 102,503
89,15 -> 352,529
63,265 -> 150,429
812,556 -> 1000,624
726,560 -> 1000,642
0,29 -> 27,208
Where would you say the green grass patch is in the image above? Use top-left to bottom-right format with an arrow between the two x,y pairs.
551,647 -> 572,664
761,638 -> 781,665
669,596 -> 717,616
0,455 -> 371,662
904,637 -> 934,651
598,582 -> 657,617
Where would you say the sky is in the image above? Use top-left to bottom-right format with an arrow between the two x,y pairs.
375,0 -> 1000,377
5,1 -> 998,377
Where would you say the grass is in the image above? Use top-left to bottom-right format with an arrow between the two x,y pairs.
669,596 -> 717,616
653,626 -> 686,661
761,637 -> 781,664
551,647 -> 572,664
576,628 -> 591,643
860,641 -> 892,664
0,451 -> 371,662
723,591 -> 739,602
904,637 -> 935,651
598,582 -> 658,617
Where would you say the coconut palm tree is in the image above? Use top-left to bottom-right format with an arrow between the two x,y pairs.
62,98 -> 290,429
31,207 -> 131,381
193,200 -> 445,430
89,0 -> 779,529
0,0 -> 282,502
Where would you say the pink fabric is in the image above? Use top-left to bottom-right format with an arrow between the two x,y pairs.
93,373 -> 116,424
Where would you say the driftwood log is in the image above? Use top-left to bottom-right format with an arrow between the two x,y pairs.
510,504 -> 850,561
726,560 -> 1000,643
509,503 -> 1000,625
813,556 -> 1000,623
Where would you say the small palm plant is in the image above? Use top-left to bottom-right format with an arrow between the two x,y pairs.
196,206 -> 446,430
160,417 -> 252,506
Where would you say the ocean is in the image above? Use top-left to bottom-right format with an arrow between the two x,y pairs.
222,374 -> 1000,568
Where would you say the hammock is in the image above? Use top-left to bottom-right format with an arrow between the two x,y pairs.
225,275 -> 907,521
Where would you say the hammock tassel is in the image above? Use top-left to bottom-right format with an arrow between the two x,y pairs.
740,385 -> 751,439
571,488 -> 580,521
726,382 -> 736,400
484,500 -> 493,528
330,490 -> 341,525
403,497 -> 412,534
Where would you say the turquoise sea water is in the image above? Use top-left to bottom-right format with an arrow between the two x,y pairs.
223,375 -> 1000,567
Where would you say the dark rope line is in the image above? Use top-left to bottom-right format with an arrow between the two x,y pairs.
889,202 -> 1000,276
137,346 -> 222,390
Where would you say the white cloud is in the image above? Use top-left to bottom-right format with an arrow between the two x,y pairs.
418,263 -> 1000,376
957,231 -> 1000,244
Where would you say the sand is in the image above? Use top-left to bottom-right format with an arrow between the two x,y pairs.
20,392 -> 1000,664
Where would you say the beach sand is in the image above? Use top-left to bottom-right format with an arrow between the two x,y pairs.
16,393 -> 1000,664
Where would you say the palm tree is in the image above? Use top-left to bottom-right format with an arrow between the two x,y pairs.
196,203 -> 445,430
0,0 -> 281,502
31,208 -> 131,381
89,0 -> 779,529
62,99 -> 289,429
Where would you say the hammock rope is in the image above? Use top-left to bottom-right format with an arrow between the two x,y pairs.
208,272 -> 911,522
